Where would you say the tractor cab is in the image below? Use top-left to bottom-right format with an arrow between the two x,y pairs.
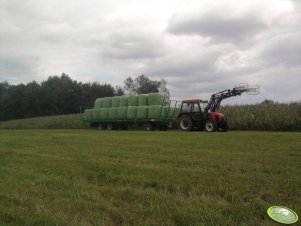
180,99 -> 207,114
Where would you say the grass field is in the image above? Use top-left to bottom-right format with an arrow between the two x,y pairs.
0,114 -> 86,130
0,130 -> 300,226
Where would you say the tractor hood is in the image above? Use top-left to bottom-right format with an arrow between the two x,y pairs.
208,112 -> 225,122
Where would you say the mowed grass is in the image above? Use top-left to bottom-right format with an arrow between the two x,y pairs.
0,130 -> 300,226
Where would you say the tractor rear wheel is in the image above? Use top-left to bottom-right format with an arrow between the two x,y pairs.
205,120 -> 217,132
178,115 -> 194,131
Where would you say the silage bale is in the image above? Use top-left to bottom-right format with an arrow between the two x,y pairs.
138,94 -> 148,106
109,107 -> 118,120
94,98 -> 103,108
136,106 -> 149,120
84,109 -> 93,121
100,108 -> 109,120
128,95 -> 138,106
112,96 -> 120,107
102,97 -> 112,108
119,95 -> 128,107
148,93 -> 165,106
117,107 -> 127,120
148,105 -> 163,119
127,106 -> 137,120
92,108 -> 101,121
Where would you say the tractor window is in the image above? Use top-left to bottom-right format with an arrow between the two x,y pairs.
181,102 -> 201,113
192,103 -> 201,112
181,103 -> 191,112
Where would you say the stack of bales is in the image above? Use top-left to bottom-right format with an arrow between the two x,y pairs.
84,93 -> 172,122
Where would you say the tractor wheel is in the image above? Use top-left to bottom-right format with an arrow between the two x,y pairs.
145,124 -> 155,131
204,120 -> 217,132
178,115 -> 194,131
98,123 -> 105,130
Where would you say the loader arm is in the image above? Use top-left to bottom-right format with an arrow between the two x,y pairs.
204,84 -> 259,112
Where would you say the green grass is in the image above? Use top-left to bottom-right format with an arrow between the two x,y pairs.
0,114 -> 86,129
0,130 -> 300,226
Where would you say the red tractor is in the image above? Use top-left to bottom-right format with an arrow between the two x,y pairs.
177,84 -> 259,132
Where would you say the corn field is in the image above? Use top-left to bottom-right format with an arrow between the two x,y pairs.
220,102 -> 301,131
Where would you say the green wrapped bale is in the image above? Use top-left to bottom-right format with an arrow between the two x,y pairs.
102,97 -> 112,108
94,98 -> 103,108
109,107 -> 118,120
127,106 -> 137,120
148,93 -> 165,106
148,105 -> 163,119
117,107 -> 127,120
100,108 -> 109,120
84,109 -> 93,121
92,108 -> 101,121
111,96 -> 120,107
119,96 -> 128,107
136,106 -> 149,119
128,95 -> 138,106
138,94 -> 148,106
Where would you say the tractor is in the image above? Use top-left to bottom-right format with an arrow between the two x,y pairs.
177,84 -> 259,132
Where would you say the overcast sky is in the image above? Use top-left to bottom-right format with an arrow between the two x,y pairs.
0,0 -> 300,104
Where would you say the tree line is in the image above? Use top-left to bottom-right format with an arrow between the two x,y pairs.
0,73 -> 169,121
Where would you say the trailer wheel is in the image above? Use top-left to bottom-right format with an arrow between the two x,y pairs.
205,120 -> 217,132
106,123 -> 114,130
98,123 -> 105,130
178,115 -> 194,131
145,124 -> 155,131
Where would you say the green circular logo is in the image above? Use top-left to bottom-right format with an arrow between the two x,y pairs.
267,206 -> 298,224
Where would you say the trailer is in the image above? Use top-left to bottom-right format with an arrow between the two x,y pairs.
81,93 -> 178,131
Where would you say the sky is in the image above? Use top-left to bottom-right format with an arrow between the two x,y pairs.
0,0 -> 300,104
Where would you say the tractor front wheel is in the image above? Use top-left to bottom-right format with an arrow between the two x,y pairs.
205,120 -> 217,132
178,116 -> 194,131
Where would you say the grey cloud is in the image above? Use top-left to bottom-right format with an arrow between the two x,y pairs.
260,32 -> 301,67
101,33 -> 165,60
167,13 -> 266,43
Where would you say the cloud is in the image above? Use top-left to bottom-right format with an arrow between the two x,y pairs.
167,13 -> 266,43
0,0 -> 300,104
